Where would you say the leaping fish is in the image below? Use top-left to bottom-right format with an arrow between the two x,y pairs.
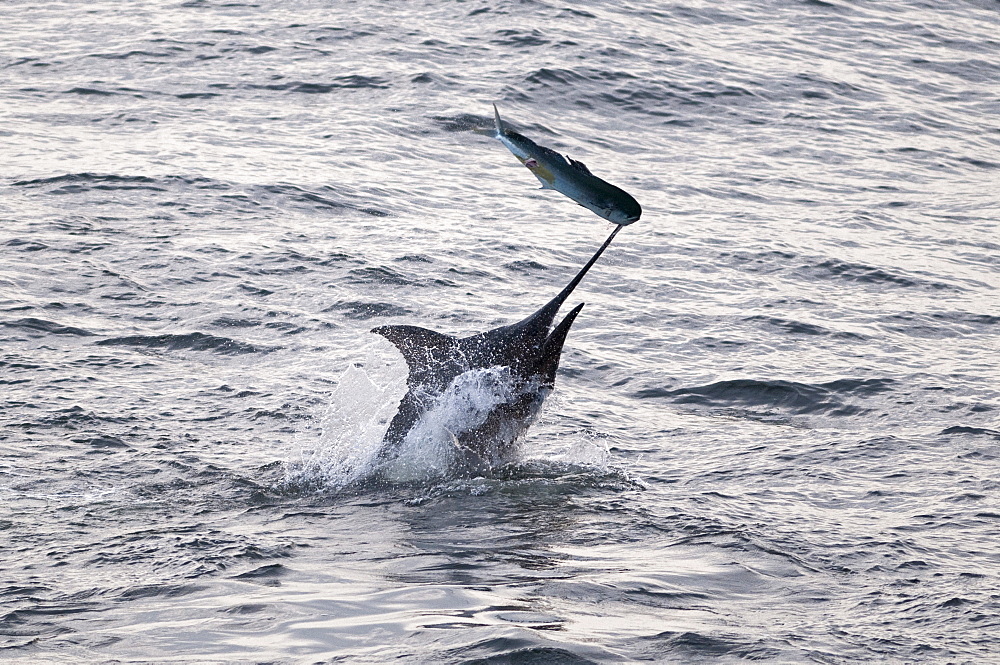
489,104 -> 641,225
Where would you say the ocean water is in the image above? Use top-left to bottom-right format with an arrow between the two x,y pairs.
2,0 -> 999,662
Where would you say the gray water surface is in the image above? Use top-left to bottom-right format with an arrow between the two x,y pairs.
2,1 -> 999,662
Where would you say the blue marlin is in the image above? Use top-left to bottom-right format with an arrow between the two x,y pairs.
371,225 -> 623,476
489,104 -> 642,225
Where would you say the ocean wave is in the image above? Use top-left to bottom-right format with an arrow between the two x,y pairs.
64,86 -> 118,96
634,377 -> 894,416
88,50 -> 173,60
940,426 -> 1000,439
744,315 -> 865,338
14,173 -> 158,188
246,75 -> 389,93
347,266 -> 418,287
94,332 -> 277,355
323,301 -> 414,320
798,259 -> 961,291
1,318 -> 95,337
10,174 -> 390,217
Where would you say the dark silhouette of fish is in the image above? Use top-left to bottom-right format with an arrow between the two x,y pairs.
371,225 -> 624,477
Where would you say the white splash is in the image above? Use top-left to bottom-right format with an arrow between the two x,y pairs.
283,343 -> 544,490
380,366 -> 532,483
283,343 -> 406,489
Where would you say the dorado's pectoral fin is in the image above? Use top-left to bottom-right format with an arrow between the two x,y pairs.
370,325 -> 459,371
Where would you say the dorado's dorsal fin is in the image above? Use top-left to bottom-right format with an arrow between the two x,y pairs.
537,144 -> 568,166
568,158 -> 592,175
371,325 -> 458,369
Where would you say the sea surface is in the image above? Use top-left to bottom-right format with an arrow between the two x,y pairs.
2,1 -> 999,663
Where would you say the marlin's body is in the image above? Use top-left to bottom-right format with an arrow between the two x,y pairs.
371,226 -> 623,476
490,105 -> 642,225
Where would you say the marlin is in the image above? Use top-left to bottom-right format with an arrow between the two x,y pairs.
371,225 -> 624,476
489,104 -> 642,225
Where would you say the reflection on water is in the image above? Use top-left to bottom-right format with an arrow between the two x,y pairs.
2,0 -> 999,662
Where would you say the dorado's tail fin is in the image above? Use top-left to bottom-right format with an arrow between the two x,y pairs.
492,103 -> 505,138
471,103 -> 506,138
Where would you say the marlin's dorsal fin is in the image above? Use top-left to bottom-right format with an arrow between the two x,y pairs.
371,325 -> 458,369
568,158 -> 592,175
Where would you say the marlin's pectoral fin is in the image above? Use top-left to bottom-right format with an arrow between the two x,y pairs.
568,158 -> 592,175
371,325 -> 458,370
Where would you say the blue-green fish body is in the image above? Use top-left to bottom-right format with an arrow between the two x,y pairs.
491,105 -> 641,225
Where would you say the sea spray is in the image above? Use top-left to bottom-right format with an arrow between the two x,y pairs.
380,366 -> 535,482
282,344 -> 406,490
282,346 -> 541,488
282,346 -> 626,491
